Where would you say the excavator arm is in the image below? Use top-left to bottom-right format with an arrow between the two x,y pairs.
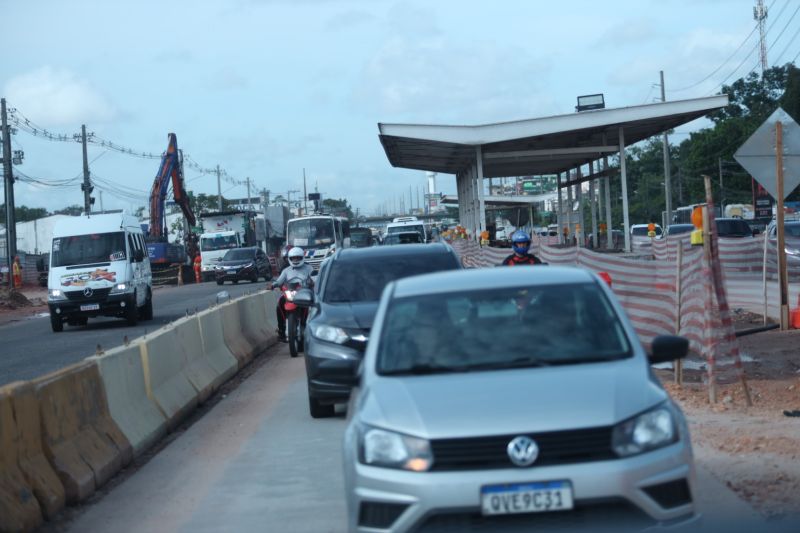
148,133 -> 196,239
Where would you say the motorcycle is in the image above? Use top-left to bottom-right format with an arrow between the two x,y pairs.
282,277 -> 309,357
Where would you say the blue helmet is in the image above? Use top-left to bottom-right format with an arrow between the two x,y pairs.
511,230 -> 531,254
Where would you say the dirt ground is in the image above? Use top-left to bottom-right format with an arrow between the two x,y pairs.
0,286 -> 48,326
657,318 -> 800,521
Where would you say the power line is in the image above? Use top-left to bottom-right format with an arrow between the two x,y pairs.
774,24 -> 800,63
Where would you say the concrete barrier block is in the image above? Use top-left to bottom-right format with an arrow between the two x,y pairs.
140,326 -> 198,430
196,308 -> 238,390
219,300 -> 256,368
0,384 -> 44,533
171,316 -> 217,404
88,344 -> 167,458
7,382 -> 64,521
262,290 -> 279,333
237,294 -> 273,355
34,362 -> 132,505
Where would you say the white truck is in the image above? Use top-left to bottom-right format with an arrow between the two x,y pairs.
198,211 -> 255,281
47,212 -> 153,331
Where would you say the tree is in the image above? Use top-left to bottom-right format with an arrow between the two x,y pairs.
0,205 -> 49,222
187,192 -> 230,214
53,205 -> 83,216
321,198 -> 353,219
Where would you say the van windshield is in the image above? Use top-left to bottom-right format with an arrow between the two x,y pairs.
201,235 -> 239,251
52,232 -> 127,267
287,218 -> 335,247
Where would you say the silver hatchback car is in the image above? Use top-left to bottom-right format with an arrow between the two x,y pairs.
343,267 -> 696,532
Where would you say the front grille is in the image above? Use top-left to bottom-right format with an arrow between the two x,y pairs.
65,288 -> 112,302
643,478 -> 692,509
430,426 -> 615,471
359,501 -> 409,529
412,499 -> 655,532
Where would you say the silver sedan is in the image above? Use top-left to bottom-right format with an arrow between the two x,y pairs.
343,267 -> 697,532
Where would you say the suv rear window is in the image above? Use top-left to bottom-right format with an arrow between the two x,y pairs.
716,219 -> 751,237
324,253 -> 459,303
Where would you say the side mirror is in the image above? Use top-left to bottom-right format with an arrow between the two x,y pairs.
648,335 -> 689,365
293,288 -> 315,308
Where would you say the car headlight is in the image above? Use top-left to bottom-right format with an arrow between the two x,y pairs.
311,324 -> 349,344
787,247 -> 799,256
243,262 -> 254,269
109,283 -> 130,295
359,426 -> 433,471
48,289 -> 66,301
612,403 -> 678,457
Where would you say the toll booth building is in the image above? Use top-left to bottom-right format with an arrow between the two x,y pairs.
378,95 -> 727,252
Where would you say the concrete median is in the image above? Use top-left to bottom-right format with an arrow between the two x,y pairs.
237,291 -> 278,356
140,325 -> 199,430
171,315 -> 217,404
219,299 -> 257,368
1,382 -> 45,533
88,344 -> 167,458
34,362 -> 132,505
196,307 -> 238,391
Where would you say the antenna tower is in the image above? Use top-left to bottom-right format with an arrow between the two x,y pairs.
754,0 -> 769,73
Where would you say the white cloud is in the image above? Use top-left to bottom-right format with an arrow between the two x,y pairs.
4,66 -> 117,126
351,35 -> 556,123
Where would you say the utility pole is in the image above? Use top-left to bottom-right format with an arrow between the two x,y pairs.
246,177 -> 252,211
2,98 -> 17,285
718,157 -> 724,209
754,0 -> 769,74
216,165 -> 222,211
660,71 -> 673,226
303,168 -> 308,216
99,191 -> 104,212
80,124 -> 94,213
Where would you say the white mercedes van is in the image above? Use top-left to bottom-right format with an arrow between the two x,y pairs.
47,213 -> 153,332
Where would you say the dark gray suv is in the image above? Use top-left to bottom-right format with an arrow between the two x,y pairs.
297,243 -> 462,418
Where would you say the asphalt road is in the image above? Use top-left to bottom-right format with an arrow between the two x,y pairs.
0,280 -> 269,386
62,344 -> 792,533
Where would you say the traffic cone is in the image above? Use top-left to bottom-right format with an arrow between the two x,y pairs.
791,293 -> 800,329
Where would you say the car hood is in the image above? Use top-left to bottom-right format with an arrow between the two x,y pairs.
357,360 -> 665,439
320,301 -> 379,331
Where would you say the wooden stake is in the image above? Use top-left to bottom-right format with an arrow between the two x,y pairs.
776,121 -> 790,330
701,200 -> 716,404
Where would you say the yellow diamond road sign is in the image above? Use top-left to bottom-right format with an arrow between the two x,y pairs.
734,107 -> 800,201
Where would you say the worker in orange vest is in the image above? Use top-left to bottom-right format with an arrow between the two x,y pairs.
12,256 -> 23,288
193,253 -> 202,283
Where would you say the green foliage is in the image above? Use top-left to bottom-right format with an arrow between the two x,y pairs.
187,192 -> 230,214
321,198 -> 353,219
0,205 -> 50,222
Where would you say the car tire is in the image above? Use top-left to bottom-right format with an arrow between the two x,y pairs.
309,394 -> 335,419
50,313 -> 63,333
232,280 -> 239,284
251,271 -> 258,283
125,294 -> 138,326
216,279 -> 224,286
141,291 -> 154,321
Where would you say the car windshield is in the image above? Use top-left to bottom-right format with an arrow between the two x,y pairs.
324,254 -> 457,303
223,249 -> 254,261
51,232 -> 127,267
667,225 -> 694,236
716,219 -> 751,237
384,233 -> 422,245
350,229 -> 371,247
387,224 -> 424,238
631,226 -> 662,236
201,235 -> 239,251
376,282 -> 631,375
287,218 -> 335,247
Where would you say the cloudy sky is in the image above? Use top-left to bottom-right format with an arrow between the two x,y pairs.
2,0 -> 798,216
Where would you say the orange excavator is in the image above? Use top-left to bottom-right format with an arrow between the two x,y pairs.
147,133 -> 198,266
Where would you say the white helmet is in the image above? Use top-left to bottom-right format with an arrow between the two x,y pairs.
287,247 -> 305,267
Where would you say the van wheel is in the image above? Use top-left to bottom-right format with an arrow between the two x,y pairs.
50,313 -> 63,333
141,291 -> 154,321
125,294 -> 139,326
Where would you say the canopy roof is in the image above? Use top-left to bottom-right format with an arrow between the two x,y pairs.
378,95 -> 728,177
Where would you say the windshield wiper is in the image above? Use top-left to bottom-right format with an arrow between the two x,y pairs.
381,363 -> 463,376
462,357 -> 553,371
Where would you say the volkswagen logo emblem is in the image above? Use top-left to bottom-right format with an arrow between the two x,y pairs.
507,436 -> 539,467
83,287 -> 93,298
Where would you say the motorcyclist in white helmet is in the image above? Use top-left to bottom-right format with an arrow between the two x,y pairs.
269,247 -> 315,342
